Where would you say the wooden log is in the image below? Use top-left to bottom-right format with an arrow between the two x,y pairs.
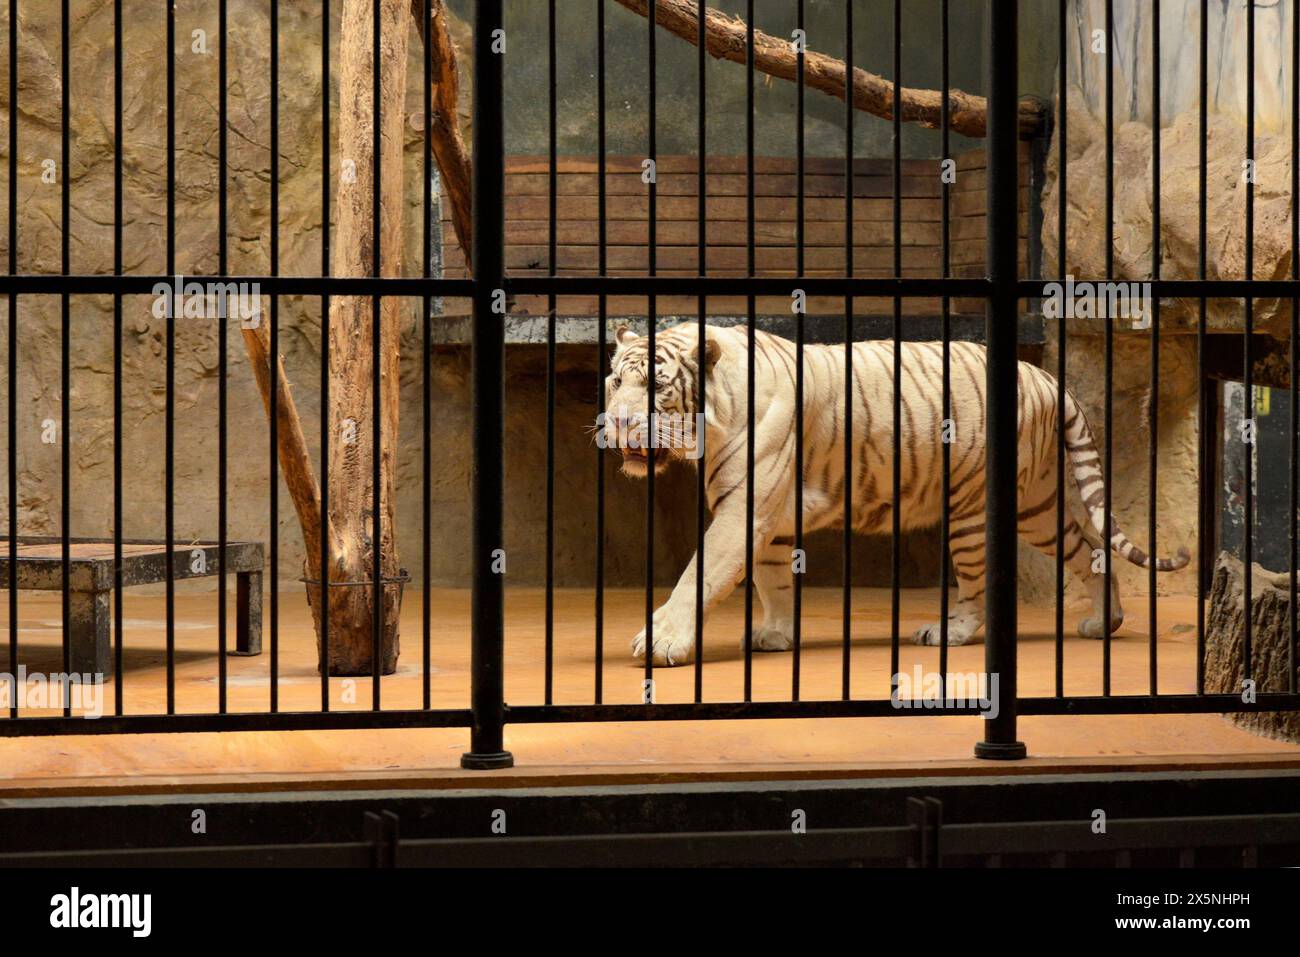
316,0 -> 410,676
410,0 -> 473,269
1204,551 -> 1300,742
613,0 -> 1047,139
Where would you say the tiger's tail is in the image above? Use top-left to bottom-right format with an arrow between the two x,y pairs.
1061,391 -> 1191,572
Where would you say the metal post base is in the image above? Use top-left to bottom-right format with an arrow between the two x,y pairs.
460,750 -> 514,770
974,741 -> 1027,760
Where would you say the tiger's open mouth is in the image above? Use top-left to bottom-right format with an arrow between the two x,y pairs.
619,446 -> 669,476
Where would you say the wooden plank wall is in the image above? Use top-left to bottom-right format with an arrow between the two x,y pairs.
442,144 -> 1032,319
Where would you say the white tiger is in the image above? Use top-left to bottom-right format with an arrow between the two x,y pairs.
603,322 -> 1189,666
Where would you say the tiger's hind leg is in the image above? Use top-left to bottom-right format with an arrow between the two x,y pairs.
750,539 -> 795,652
1073,524 -> 1124,639
1017,504 -> 1124,639
913,513 -> 986,647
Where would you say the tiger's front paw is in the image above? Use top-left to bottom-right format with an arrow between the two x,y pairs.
913,621 -> 979,646
631,611 -> 696,667
747,624 -> 793,653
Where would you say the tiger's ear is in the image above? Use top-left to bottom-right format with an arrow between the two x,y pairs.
701,333 -> 722,372
615,325 -> 638,347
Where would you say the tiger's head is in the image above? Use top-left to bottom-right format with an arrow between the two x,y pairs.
603,324 -> 721,477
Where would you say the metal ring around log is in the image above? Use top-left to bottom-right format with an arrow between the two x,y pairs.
299,570 -> 411,588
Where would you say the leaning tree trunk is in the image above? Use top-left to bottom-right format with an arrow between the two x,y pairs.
241,320 -> 333,585
411,0 -> 473,270
311,0 -> 409,675
1204,551 -> 1300,743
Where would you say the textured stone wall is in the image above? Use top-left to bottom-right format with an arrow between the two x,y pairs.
0,0 -> 473,589
1035,0 -> 1298,601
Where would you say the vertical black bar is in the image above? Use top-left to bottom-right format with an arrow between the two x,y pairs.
319,0 -> 331,710
1291,0 -> 1299,695
792,0 -> 804,702
743,0 -> 755,701
975,0 -> 1026,760
1054,0 -> 1067,698
1243,0 -> 1255,684
60,0 -> 70,715
371,0 -> 382,708
165,0 -> 176,713
1196,0 -> 1208,694
1102,0 -> 1114,696
6,0 -> 16,719
422,0 -> 432,711
693,0 -> 706,703
841,0 -> 853,701
218,0 -> 229,713
269,0 -> 280,712
594,0 -> 606,705
645,0 -> 657,694
939,0 -> 951,692
113,0 -> 123,714
889,0 -> 901,687
1148,0 -> 1160,696
544,0 -> 557,706
462,0 -> 513,770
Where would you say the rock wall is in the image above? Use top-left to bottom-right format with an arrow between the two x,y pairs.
1034,0 -> 1296,601
0,0 -> 952,592
0,0 -> 460,589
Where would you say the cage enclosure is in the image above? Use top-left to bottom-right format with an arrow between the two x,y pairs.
0,0 -> 1296,802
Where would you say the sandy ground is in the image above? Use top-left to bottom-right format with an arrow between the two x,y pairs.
0,586 -> 1295,795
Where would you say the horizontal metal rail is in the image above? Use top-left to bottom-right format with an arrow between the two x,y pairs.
6,692 -> 1300,739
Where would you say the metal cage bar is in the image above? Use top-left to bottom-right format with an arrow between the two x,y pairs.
5,0 -> 14,720
645,0 -> 658,699
462,0 -> 512,770
841,0 -> 854,703
544,0 -> 557,706
319,0 -> 331,712
1243,0 -> 1257,685
792,0 -> 805,702
1102,0 -> 1115,697
112,0 -> 124,715
270,0 -> 281,713
1293,0 -> 1300,697
975,0 -> 1025,760
1148,0 -> 1161,696
594,0 -> 608,705
1054,0 -> 1067,699
693,0 -> 707,704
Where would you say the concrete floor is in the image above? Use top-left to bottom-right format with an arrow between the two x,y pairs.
0,586 -> 1296,795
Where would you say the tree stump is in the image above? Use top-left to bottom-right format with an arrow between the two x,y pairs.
1204,551 -> 1300,742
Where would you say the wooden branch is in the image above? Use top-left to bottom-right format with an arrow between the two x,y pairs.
240,321 -> 333,579
410,0 -> 473,269
613,0 -> 1047,139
